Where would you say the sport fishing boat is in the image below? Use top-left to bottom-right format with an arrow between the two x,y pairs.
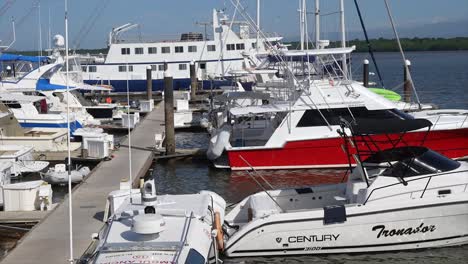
80,8 -> 282,92
222,118 -> 468,256
80,179 -> 226,264
206,46 -> 468,170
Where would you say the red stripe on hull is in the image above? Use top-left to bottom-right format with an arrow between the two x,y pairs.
227,128 -> 468,170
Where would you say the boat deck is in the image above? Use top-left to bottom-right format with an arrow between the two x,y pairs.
0,103 -> 165,264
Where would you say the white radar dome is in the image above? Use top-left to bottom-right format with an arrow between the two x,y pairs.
53,35 -> 65,47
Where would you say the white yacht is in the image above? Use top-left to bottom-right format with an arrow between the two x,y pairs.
81,179 -> 226,264
80,9 -> 282,92
222,119 -> 468,256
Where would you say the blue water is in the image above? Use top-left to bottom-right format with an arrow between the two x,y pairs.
154,51 -> 468,263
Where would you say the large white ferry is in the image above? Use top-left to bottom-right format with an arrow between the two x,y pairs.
80,9 -> 282,93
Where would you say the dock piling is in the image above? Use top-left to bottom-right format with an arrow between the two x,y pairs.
190,60 -> 198,100
164,70 -> 175,155
146,66 -> 152,100
403,59 -> 412,103
363,59 -> 369,88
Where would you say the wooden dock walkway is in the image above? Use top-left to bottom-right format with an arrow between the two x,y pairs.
1,103 -> 165,264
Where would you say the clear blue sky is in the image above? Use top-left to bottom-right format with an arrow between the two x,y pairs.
1,0 -> 467,50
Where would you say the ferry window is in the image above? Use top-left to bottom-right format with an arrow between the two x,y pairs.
121,48 -> 130,55
150,65 -> 157,71
89,66 -> 97,72
118,65 -> 132,72
236,43 -> 245,50
226,44 -> 235,51
252,43 -> 257,49
179,64 -> 187,70
135,47 -> 144,55
148,47 -> 157,54
175,46 -> 184,53
81,66 -> 87,72
200,63 -> 206,70
207,45 -> 216,52
188,46 -> 197,53
158,64 -> 165,71
162,47 -> 170,54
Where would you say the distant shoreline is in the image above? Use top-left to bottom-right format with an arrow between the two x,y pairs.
7,37 -> 468,56
285,37 -> 468,52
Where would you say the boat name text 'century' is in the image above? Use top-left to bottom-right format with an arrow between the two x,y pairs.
283,234 -> 340,243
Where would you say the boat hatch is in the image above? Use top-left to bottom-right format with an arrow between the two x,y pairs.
323,205 -> 347,225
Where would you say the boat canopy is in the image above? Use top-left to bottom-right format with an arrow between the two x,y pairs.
363,146 -> 461,176
214,91 -> 272,102
0,53 -> 49,63
350,118 -> 432,135
36,79 -> 67,91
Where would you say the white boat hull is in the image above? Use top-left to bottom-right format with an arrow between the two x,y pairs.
224,199 -> 468,257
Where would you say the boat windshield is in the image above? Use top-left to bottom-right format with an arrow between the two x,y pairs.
382,149 -> 461,178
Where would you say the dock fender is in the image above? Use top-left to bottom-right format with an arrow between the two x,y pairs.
206,125 -> 231,160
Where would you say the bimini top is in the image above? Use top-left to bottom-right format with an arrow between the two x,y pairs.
364,146 -> 461,177
0,53 -> 49,63
350,118 -> 433,135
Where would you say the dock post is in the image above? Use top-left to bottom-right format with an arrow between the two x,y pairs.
164,69 -> 175,155
403,59 -> 412,103
363,59 -> 369,88
190,60 -> 198,100
146,66 -> 152,100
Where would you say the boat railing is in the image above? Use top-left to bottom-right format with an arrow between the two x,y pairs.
363,168 -> 468,205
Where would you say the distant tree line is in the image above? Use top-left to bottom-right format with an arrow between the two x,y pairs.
286,37 -> 468,52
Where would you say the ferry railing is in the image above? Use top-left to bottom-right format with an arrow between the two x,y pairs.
362,168 -> 468,205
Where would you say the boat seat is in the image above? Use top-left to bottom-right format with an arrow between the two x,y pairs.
248,193 -> 281,220
345,179 -> 367,204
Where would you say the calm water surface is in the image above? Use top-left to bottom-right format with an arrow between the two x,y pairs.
156,51 -> 468,263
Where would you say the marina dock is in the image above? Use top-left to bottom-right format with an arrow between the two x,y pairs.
0,103 -> 165,264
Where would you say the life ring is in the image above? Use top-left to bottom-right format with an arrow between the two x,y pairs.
214,212 -> 224,251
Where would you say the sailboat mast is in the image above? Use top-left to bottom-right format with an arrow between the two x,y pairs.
315,0 -> 320,48
64,0 -> 74,262
256,0 -> 260,51
340,0 -> 347,78
37,1 -> 42,70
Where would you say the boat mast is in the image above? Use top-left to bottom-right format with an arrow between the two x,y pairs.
299,0 -> 304,50
256,0 -> 260,51
339,0 -> 347,78
303,0 -> 309,50
37,1 -> 42,71
64,0 -> 74,262
315,0 -> 320,49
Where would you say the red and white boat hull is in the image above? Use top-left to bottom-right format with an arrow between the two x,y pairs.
227,128 -> 468,170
